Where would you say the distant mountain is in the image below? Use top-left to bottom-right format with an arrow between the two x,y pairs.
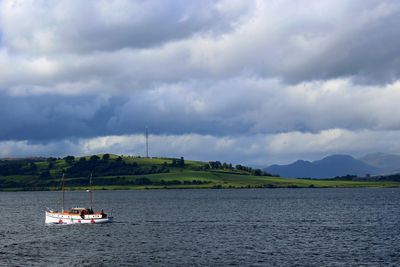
358,152 -> 400,174
266,154 -> 381,179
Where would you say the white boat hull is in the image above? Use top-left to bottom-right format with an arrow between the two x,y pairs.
45,211 -> 113,225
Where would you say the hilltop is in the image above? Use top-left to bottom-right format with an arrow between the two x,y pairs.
0,154 -> 272,190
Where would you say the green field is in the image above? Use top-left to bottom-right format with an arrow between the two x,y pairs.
0,155 -> 399,191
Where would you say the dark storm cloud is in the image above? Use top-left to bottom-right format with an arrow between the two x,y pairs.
0,86 -> 253,141
2,77 -> 400,143
0,92 -> 123,140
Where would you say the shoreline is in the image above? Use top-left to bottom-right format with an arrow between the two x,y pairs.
2,183 -> 400,192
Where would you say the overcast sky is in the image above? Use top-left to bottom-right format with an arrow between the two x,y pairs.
1,0 -> 400,166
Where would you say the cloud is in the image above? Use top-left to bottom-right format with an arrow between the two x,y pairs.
0,92 -> 114,140
2,129 -> 400,166
1,77 -> 400,143
153,0 -> 400,84
1,0 -> 245,53
81,77 -> 400,136
1,1 -> 400,163
2,0 -> 400,94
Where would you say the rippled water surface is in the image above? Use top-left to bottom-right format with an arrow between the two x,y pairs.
1,188 -> 400,266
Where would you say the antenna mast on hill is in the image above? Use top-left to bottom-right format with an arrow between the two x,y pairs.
145,127 -> 149,158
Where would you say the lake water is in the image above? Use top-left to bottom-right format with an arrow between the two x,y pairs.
0,188 -> 400,266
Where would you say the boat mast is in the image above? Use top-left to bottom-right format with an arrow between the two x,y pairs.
89,172 -> 93,210
61,173 -> 65,213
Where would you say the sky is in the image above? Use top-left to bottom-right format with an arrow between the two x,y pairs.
1,0 -> 400,166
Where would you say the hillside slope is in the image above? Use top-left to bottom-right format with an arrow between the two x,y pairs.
0,154 -> 271,190
359,152 -> 400,173
0,154 -> 398,190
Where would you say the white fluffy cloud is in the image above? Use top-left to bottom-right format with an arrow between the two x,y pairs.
1,129 -> 400,166
1,0 -> 400,164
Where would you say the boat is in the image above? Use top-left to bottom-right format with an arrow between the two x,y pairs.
45,172 -> 113,224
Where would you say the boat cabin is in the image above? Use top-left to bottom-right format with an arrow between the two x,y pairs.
69,207 -> 94,215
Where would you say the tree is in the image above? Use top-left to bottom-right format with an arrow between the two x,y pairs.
209,161 -> 222,169
253,169 -> 262,176
27,162 -> 38,173
102,154 -> 110,160
171,159 -> 177,166
48,161 -> 54,169
179,157 -> 185,167
40,170 -> 52,179
47,157 -> 57,162
90,155 -> 100,161
63,155 -> 75,165
235,164 -> 243,170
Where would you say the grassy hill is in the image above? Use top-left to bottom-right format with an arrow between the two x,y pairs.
0,154 -> 399,191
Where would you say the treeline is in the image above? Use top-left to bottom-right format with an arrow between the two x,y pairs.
0,154 -> 270,179
63,155 -> 169,177
206,161 -> 272,176
0,154 -> 173,178
0,160 -> 39,176
46,176 -> 210,187
333,173 -> 400,181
